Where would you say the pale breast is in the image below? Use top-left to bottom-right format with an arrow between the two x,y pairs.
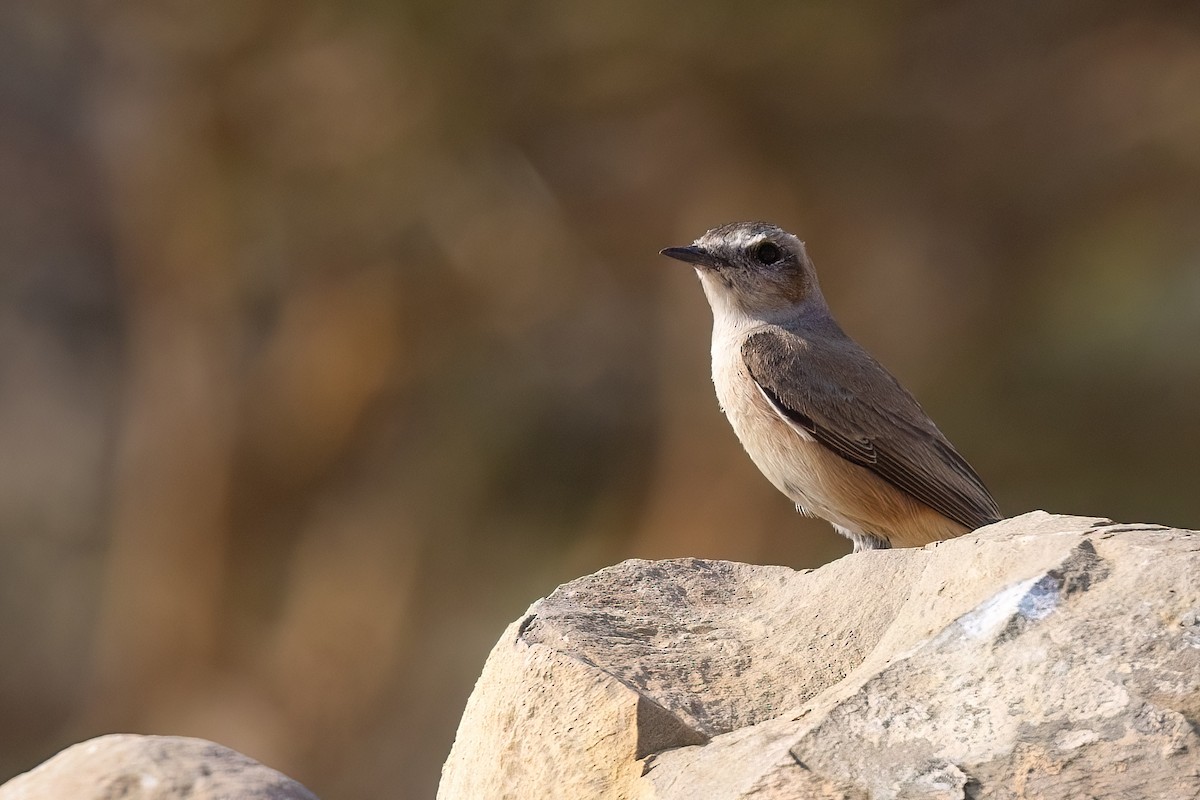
711,325 -> 823,504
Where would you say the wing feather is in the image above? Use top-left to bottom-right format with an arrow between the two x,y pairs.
743,329 -> 1000,531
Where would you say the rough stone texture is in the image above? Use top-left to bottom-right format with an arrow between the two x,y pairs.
438,512 -> 1200,800
0,734 -> 318,800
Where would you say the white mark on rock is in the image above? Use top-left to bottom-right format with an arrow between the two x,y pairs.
1017,574 -> 1062,622
1054,728 -> 1098,750
959,576 -> 1039,639
934,571 -> 1063,646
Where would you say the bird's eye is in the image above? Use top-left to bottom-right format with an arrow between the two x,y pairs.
753,241 -> 783,265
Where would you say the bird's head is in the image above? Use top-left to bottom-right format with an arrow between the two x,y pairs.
661,221 -> 825,322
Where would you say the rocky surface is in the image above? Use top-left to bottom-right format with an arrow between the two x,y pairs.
438,511 -> 1200,799
0,734 -> 318,800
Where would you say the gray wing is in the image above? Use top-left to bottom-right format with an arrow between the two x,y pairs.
742,328 -> 1001,531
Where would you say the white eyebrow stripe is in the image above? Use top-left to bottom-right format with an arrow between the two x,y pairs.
730,230 -> 765,249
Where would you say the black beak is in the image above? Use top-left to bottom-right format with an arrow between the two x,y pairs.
660,245 -> 722,270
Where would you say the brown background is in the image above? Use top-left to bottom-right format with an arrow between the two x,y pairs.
2,2 -> 1199,797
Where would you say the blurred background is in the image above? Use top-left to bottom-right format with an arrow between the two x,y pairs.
2,1 -> 1199,796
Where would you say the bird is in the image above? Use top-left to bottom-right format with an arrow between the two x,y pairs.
661,221 -> 1000,552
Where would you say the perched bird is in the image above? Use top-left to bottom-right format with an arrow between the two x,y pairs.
661,221 -> 1000,552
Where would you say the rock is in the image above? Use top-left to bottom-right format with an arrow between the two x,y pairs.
438,511 -> 1200,799
0,734 -> 318,800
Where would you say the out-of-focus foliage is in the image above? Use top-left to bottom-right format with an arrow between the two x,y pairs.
2,1 -> 1198,796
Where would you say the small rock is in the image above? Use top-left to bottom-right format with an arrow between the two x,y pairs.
0,734 -> 318,800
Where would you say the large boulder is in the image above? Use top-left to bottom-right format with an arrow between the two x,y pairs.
438,511 -> 1200,799
0,734 -> 318,800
